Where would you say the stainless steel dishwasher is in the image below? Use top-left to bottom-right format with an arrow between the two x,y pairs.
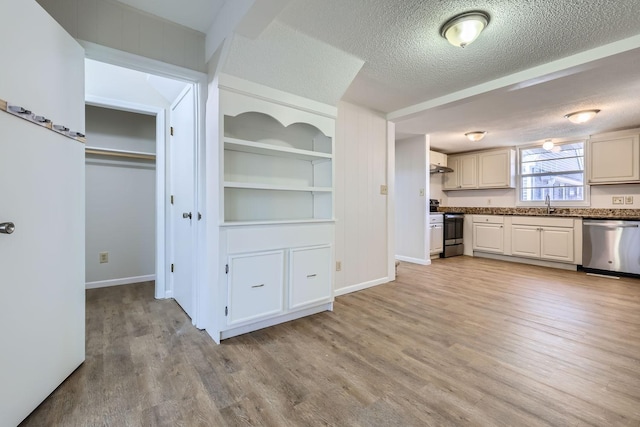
583,219 -> 640,275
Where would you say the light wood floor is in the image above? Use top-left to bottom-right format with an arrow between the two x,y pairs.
21,257 -> 640,426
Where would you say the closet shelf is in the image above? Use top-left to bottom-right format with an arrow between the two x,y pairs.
85,147 -> 156,160
224,137 -> 332,161
224,181 -> 333,192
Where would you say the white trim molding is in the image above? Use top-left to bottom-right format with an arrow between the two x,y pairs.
333,277 -> 391,297
86,275 -> 156,289
395,256 -> 431,266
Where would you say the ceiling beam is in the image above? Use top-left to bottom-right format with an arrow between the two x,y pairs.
387,34 -> 640,122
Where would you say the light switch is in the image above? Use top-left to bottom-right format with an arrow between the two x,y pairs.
380,185 -> 388,195
625,196 -> 634,204
419,188 -> 425,197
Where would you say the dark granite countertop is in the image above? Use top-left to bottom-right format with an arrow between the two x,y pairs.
437,207 -> 640,220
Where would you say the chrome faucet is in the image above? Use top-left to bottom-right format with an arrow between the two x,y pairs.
545,194 -> 556,214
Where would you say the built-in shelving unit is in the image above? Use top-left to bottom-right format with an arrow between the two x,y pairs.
213,75 -> 337,342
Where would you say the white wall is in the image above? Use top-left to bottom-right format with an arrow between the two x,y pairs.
36,0 -> 206,72
335,102 -> 391,294
395,135 -> 429,264
85,106 -> 156,285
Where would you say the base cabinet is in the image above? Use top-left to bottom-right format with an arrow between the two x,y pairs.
227,251 -> 285,325
511,225 -> 574,262
289,245 -> 332,309
472,216 -> 505,253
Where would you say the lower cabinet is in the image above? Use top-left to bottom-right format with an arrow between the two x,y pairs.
472,216 -> 504,253
220,223 -> 334,341
511,225 -> 574,262
228,250 -> 285,325
289,245 -> 332,309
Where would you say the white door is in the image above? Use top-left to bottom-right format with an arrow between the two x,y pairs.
170,87 -> 197,320
0,2 -> 85,426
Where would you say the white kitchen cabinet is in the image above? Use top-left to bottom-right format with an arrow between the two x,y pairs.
444,148 -> 514,190
289,245 -> 332,309
429,215 -> 444,255
511,217 -> 575,263
472,216 -> 504,253
478,149 -> 515,188
430,150 -> 447,166
511,225 -> 541,258
444,154 -> 477,190
588,132 -> 640,184
540,227 -> 574,262
227,251 -> 285,325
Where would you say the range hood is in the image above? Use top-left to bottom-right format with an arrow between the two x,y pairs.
430,164 -> 454,174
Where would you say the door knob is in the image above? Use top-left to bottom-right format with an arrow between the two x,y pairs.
0,222 -> 15,234
182,212 -> 192,219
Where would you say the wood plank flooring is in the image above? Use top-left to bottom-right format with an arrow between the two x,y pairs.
20,256 -> 640,426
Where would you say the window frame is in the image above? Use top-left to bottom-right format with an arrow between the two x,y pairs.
515,140 -> 590,207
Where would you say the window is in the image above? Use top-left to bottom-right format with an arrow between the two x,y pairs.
519,142 -> 586,204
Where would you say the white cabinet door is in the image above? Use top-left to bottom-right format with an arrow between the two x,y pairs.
478,150 -> 514,188
588,135 -> 640,184
473,223 -> 504,253
289,245 -> 332,309
430,224 -> 444,254
443,156 -> 460,189
540,227 -> 574,262
430,150 -> 447,166
511,226 -> 541,258
228,251 -> 285,325
459,154 -> 478,188
0,3 -> 85,426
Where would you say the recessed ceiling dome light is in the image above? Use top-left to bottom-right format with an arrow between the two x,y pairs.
465,131 -> 487,142
441,11 -> 490,48
543,139 -> 554,150
564,109 -> 600,124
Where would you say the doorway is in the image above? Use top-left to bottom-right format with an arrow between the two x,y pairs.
84,56 -> 204,324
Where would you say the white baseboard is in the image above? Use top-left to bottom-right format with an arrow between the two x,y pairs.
85,274 -> 155,289
334,277 -> 390,297
395,255 -> 431,266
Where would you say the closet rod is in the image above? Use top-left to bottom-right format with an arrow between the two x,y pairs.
85,147 -> 156,161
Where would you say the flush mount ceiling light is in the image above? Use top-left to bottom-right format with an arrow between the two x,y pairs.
441,11 -> 490,48
564,109 -> 600,124
465,131 -> 487,142
542,139 -> 554,150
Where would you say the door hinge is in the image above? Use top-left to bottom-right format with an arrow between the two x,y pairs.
170,126 -> 174,136
170,195 -> 174,205
171,263 -> 174,273
225,264 -> 229,274
225,306 -> 228,316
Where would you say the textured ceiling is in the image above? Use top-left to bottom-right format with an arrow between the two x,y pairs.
114,0 -> 225,33
277,0 -> 640,113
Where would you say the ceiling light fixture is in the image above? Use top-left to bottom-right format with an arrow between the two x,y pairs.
564,109 -> 600,124
542,139 -> 554,151
465,131 -> 487,142
441,11 -> 490,48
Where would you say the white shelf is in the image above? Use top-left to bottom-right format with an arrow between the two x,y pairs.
224,137 -> 332,162
221,219 -> 335,227
224,181 -> 333,192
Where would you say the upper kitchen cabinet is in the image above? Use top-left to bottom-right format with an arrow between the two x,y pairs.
444,148 -> 515,190
478,149 -> 516,188
430,150 -> 447,166
588,130 -> 640,184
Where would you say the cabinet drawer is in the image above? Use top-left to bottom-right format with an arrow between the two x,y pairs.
289,245 -> 332,309
473,215 -> 504,224
228,250 -> 285,325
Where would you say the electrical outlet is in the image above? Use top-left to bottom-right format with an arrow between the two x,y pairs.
419,188 -> 425,197
612,196 -> 624,205
625,196 -> 634,205
99,252 -> 109,263
336,261 -> 342,272
380,185 -> 388,195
